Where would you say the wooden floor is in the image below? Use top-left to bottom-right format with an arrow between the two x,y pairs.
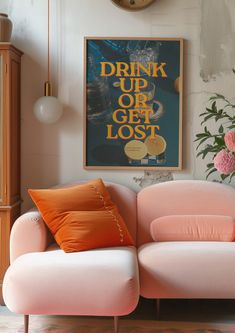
2,298 -> 235,323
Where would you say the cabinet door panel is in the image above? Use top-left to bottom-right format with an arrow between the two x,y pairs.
10,57 -> 21,204
0,45 -> 22,303
0,55 -> 5,204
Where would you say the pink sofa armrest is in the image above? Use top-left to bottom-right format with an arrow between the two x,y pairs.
10,210 -> 53,263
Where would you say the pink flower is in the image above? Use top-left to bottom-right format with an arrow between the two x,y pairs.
214,149 -> 235,175
224,131 -> 235,152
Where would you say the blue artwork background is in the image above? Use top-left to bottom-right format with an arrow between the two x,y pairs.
86,39 -> 181,168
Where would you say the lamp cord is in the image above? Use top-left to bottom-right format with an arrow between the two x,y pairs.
47,0 -> 50,83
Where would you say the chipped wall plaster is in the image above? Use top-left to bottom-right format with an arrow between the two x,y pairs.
200,0 -> 235,82
134,171 -> 173,188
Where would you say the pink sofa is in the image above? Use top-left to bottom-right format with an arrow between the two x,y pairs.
3,182 -> 139,333
3,180 -> 235,332
138,180 -> 235,299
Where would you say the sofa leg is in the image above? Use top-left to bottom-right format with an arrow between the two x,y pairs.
114,316 -> 119,333
156,299 -> 160,320
24,315 -> 29,333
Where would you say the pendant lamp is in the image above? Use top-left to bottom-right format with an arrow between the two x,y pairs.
33,0 -> 63,124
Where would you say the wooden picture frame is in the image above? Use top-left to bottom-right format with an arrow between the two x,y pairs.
84,37 -> 183,170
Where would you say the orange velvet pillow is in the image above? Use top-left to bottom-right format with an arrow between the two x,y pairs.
28,179 -> 134,252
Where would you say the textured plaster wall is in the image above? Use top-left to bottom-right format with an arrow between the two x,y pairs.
200,0 -> 235,82
0,0 -> 235,211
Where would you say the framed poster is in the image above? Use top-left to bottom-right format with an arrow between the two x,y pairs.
84,37 -> 183,170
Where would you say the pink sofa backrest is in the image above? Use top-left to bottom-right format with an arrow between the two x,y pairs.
105,182 -> 137,244
137,180 -> 235,246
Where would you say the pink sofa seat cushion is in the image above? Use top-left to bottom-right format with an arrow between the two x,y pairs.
138,242 -> 235,298
3,246 -> 139,316
150,215 -> 235,242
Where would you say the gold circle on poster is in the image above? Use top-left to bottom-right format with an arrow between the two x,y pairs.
145,135 -> 167,156
111,0 -> 156,11
174,77 -> 181,93
124,140 -> 147,160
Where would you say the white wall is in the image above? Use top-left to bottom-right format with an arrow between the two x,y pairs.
1,0 -> 235,211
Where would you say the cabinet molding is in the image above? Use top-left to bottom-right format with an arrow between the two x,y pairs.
0,43 -> 22,302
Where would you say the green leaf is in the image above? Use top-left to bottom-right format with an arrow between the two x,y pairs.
209,96 -> 224,101
215,115 -> 222,122
211,101 -> 217,112
201,147 -> 214,159
204,126 -> 211,135
206,168 -> 217,179
218,124 -> 224,133
196,151 -> 203,158
196,137 -> 210,149
224,103 -> 232,108
205,107 -> 215,114
229,171 -> 235,182
206,144 -> 214,149
221,174 -> 230,181
214,136 -> 225,147
194,133 -> 208,141
195,133 -> 208,138
198,144 -> 221,156
233,68 -> 235,74
209,96 -> 217,101
201,114 -> 215,125
210,145 -> 222,152
215,93 -> 225,99
194,137 -> 202,142
199,112 -> 209,117
206,163 -> 215,172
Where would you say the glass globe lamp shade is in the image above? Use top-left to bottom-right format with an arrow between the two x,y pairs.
33,95 -> 63,124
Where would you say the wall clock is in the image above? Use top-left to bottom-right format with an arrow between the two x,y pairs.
111,0 -> 156,11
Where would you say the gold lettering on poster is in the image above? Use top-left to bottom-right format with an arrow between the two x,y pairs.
100,61 -> 167,140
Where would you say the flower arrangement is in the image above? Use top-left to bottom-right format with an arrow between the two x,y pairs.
195,71 -> 235,182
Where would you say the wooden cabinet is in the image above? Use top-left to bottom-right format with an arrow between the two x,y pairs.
0,44 -> 22,302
